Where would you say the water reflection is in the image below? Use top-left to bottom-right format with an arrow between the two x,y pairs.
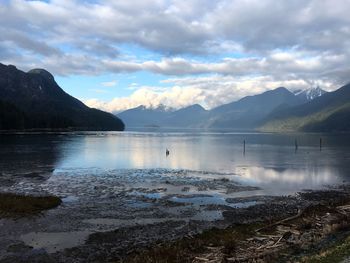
235,166 -> 345,195
1,132 -> 350,194
0,134 -> 64,185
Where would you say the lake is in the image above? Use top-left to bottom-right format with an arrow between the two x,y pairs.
1,131 -> 350,253
1,131 -> 350,195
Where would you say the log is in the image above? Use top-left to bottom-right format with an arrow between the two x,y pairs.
256,208 -> 305,232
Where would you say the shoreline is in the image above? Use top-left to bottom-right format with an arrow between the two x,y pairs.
122,186 -> 350,263
2,186 -> 350,262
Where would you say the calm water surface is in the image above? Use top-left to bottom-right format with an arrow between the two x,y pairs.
1,131 -> 350,253
1,131 -> 350,195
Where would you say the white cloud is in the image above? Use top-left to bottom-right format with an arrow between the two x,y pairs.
101,53 -> 349,86
84,75 -> 335,113
89,89 -> 108,94
84,85 -> 205,113
1,0 -> 350,112
101,80 -> 117,87
1,1 -> 350,71
5,49 -> 348,88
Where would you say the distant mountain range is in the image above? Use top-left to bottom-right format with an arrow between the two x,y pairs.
2,62 -> 347,133
118,104 -> 207,128
118,85 -> 350,132
0,63 -> 124,131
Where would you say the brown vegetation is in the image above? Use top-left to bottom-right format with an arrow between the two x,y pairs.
122,198 -> 350,263
0,192 -> 61,217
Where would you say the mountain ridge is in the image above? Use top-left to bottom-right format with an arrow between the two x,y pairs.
205,87 -> 302,129
293,86 -> 327,102
117,87 -> 312,130
260,83 -> 350,132
0,63 -> 124,131
116,84 -> 350,132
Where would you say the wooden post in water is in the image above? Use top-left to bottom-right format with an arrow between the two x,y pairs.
243,140 -> 246,155
295,138 -> 298,152
320,137 -> 322,151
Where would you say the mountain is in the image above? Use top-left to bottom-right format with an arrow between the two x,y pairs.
293,86 -> 327,102
261,83 -> 350,132
205,87 -> 303,129
117,104 -> 207,128
117,104 -> 173,128
162,104 -> 207,127
0,63 -> 124,131
117,85 -> 338,131
117,88 -> 305,130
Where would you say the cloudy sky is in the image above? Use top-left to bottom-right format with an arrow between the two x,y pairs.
1,0 -> 350,112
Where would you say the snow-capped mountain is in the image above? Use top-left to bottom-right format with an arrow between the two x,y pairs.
293,86 -> 327,102
117,104 -> 207,128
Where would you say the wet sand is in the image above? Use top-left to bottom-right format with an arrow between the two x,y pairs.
1,167 -> 349,262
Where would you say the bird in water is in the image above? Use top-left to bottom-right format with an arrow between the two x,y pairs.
166,148 -> 170,156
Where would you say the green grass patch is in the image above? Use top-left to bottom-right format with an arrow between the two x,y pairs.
301,235 -> 350,263
0,193 -> 62,217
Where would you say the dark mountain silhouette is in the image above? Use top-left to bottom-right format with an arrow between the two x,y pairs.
0,63 -> 124,131
261,83 -> 350,132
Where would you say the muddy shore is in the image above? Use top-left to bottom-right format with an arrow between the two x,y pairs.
1,185 -> 350,262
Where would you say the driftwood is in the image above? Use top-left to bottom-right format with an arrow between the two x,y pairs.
194,257 -> 209,261
337,204 -> 350,210
272,235 -> 284,247
255,208 -> 305,233
226,247 -> 279,262
193,202 -> 350,263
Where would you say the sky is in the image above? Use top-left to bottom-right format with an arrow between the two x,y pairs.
1,0 -> 350,113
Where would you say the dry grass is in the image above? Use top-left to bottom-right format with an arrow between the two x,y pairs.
121,201 -> 350,263
120,224 -> 259,263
